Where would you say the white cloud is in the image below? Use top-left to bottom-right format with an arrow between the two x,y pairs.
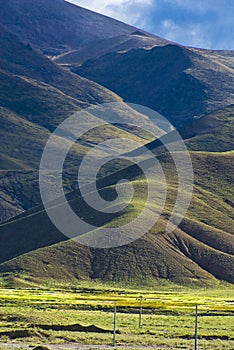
66,0 -> 154,26
67,0 -> 127,14
160,19 -> 212,48
66,0 -> 234,49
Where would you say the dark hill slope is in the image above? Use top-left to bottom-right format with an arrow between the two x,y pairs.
0,105 -> 50,222
0,25 -> 120,130
74,44 -> 234,126
0,0 -> 146,55
184,106 -> 234,152
1,0 -> 232,130
0,107 -> 233,284
0,0 -> 171,70
54,32 -> 170,67
0,25 -> 124,222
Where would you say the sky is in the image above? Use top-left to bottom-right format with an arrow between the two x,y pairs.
67,0 -> 234,50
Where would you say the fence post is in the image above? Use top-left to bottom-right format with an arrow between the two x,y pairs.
113,301 -> 117,346
194,304 -> 198,350
139,296 -> 143,328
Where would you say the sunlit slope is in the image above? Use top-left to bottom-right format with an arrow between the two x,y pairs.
0,107 -> 233,284
0,105 -> 153,223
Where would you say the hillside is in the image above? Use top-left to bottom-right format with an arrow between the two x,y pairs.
0,24 -> 124,222
1,0 -> 233,129
0,0 -> 159,55
0,24 -> 121,129
0,24 -> 159,222
53,31 -> 171,67
74,44 -> 234,126
144,105 -> 234,153
0,106 -> 233,285
0,0 -> 233,286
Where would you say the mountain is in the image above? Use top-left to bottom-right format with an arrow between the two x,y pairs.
0,24 -> 122,129
0,22 -> 125,222
74,44 -> 234,126
0,0 -> 233,286
0,22 -> 158,222
0,0 -> 171,73
0,0 -> 132,54
0,106 -> 233,285
54,31 -> 170,67
0,0 -> 169,56
1,0 -> 233,128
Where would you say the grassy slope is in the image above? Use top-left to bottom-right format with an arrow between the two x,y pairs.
192,48 -> 234,70
0,25 -> 120,130
0,3 -> 233,286
183,105 -> 234,152
0,106 -> 49,222
0,107 -> 233,285
1,26 -> 159,222
0,99 -> 157,223
0,113 -> 151,224
2,152 -> 232,284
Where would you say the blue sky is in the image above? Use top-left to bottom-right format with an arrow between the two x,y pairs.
67,0 -> 234,50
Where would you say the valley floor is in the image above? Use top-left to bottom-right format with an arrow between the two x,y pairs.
0,282 -> 233,349
0,344 -> 188,349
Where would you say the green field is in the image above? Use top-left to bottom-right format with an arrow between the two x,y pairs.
0,282 -> 233,349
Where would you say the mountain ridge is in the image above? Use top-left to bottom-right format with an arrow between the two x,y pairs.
0,106 -> 233,284
0,0 -> 233,286
0,0 -> 146,54
74,44 -> 234,126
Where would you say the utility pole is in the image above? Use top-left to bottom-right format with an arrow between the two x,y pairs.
113,301 -> 117,347
139,296 -> 143,328
194,304 -> 198,350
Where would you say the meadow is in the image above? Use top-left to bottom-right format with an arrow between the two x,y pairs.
0,281 -> 233,349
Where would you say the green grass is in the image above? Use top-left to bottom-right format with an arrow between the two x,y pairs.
0,283 -> 233,349
0,149 -> 233,284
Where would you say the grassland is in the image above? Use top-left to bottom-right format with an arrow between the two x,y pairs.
0,147 -> 233,285
0,282 -> 233,349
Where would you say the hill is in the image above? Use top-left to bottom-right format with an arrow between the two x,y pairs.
74,44 -> 234,126
0,24 -> 158,222
1,0 -> 233,129
0,107 -> 233,285
0,24 -> 124,222
0,24 -> 121,129
0,0 -> 163,56
53,31 -> 171,67
0,1 -> 233,286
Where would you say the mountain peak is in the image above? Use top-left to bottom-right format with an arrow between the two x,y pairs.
0,0 -> 138,55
